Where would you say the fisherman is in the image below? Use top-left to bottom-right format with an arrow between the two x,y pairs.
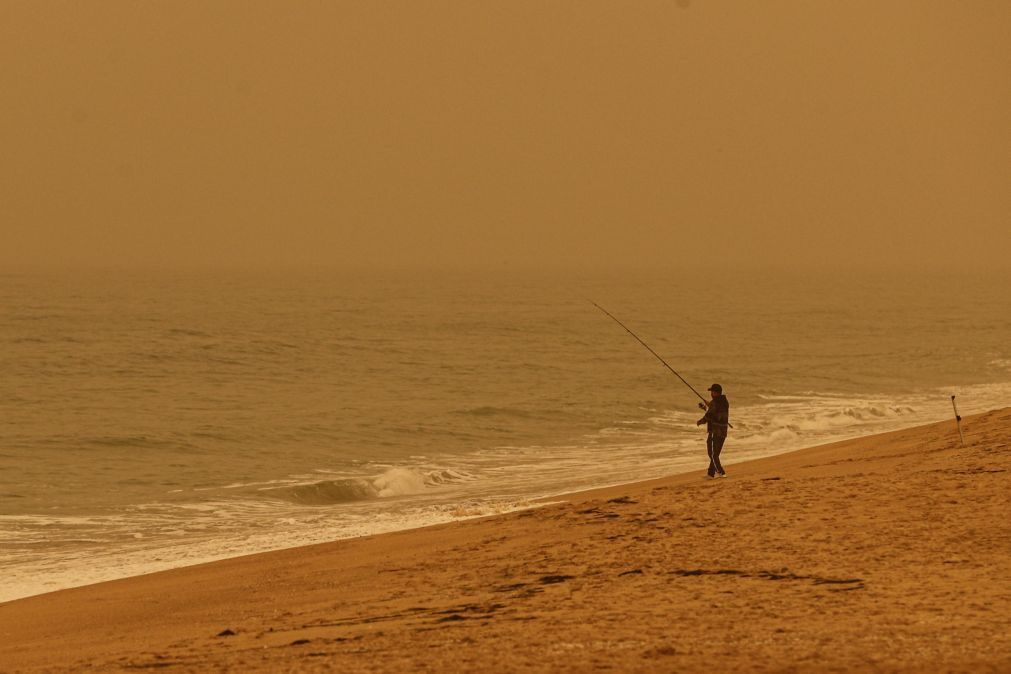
587,302 -> 733,478
697,384 -> 730,478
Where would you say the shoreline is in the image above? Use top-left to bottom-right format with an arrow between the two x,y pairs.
5,380 -> 1008,606
0,405 -> 949,605
2,409 -> 1009,672
8,389 -> 994,604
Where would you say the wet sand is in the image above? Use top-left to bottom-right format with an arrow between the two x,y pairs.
2,408 -> 1009,673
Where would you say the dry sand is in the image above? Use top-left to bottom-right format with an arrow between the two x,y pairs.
1,409 -> 1009,673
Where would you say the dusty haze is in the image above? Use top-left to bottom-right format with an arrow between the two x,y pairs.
2,1 -> 1008,271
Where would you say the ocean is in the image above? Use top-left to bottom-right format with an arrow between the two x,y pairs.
2,267 -> 1009,602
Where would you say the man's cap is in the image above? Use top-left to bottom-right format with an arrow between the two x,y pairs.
708,383 -> 723,393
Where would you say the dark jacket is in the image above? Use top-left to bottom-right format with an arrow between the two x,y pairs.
698,395 -> 730,437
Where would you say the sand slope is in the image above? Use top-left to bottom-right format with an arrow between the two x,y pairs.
1,409 -> 1009,673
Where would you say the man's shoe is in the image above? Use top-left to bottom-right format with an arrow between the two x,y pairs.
719,472 -> 728,478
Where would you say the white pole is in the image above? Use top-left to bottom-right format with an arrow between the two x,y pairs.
951,395 -> 965,448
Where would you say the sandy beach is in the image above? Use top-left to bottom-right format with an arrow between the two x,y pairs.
5,2 -> 1009,671
2,408 -> 1009,673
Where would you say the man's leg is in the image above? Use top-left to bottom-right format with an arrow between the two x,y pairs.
706,434 -> 717,477
711,434 -> 726,476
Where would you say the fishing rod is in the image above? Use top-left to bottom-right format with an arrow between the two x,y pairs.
589,300 -> 714,412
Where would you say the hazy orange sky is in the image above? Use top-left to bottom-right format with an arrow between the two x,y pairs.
2,1 -> 1008,271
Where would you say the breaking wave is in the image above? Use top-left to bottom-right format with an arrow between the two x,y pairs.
731,395 -> 932,451
263,467 -> 475,506
990,358 -> 1011,372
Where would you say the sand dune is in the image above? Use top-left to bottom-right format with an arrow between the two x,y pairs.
2,409 -> 1009,672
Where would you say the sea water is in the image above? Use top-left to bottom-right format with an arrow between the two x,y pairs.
2,267 -> 1009,602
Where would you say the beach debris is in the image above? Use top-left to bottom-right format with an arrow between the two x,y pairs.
290,639 -> 311,646
619,569 -> 643,576
216,629 -> 236,637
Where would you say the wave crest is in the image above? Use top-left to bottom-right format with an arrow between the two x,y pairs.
264,467 -> 474,506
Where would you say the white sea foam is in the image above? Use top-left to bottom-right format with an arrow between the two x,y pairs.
0,496 -> 541,604
372,467 -> 429,497
253,467 -> 478,506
